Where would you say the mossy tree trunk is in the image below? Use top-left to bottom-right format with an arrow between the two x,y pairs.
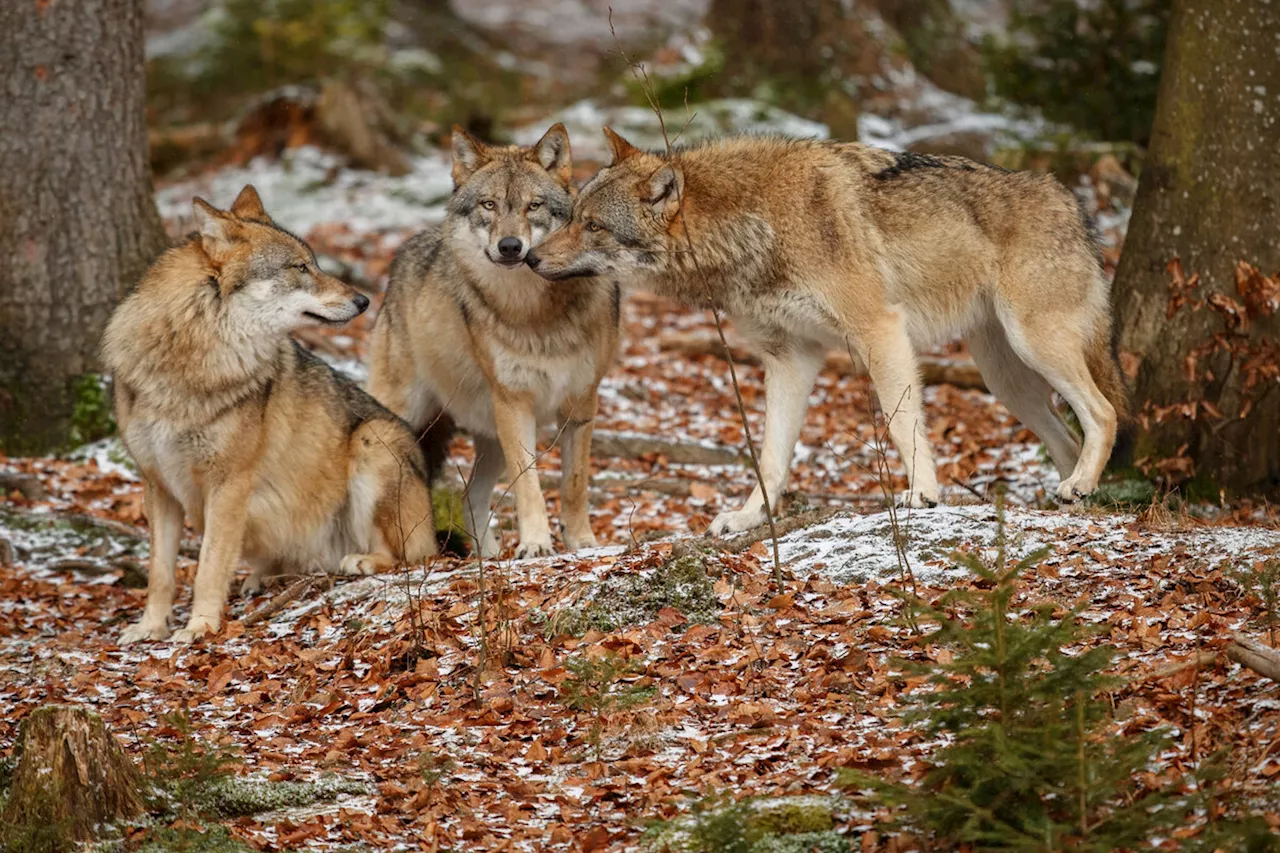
0,0 -> 167,456
1,705 -> 145,848
1113,0 -> 1280,497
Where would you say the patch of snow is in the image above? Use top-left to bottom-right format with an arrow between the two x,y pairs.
156,146 -> 454,236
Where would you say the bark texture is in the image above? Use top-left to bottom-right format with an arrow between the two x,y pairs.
1,705 -> 145,847
0,0 -> 167,455
1114,0 -> 1280,496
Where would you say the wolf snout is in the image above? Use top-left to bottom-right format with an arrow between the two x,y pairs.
497,237 -> 524,260
353,293 -> 370,314
524,251 -> 541,269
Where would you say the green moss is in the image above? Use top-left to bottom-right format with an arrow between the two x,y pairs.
181,774 -> 367,819
1085,469 -> 1157,509
132,823 -> 258,853
68,374 -> 116,449
432,486 -> 469,554
751,832 -> 850,853
644,795 -> 845,853
548,553 -> 720,637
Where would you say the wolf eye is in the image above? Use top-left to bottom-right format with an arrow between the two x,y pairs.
480,200 -> 497,211
293,262 -> 308,273
528,201 -> 542,211
585,222 -> 603,233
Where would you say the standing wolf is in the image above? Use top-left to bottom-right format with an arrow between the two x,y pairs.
103,186 -> 436,644
367,125 -> 619,558
527,130 -> 1127,534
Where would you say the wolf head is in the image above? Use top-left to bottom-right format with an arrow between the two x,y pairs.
192,185 -> 368,333
447,123 -> 574,268
526,127 -> 682,283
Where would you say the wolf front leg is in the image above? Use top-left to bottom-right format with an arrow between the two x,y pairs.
463,434 -> 505,559
171,476 -> 253,643
492,391 -> 554,558
708,342 -> 825,536
559,390 -> 600,551
120,480 -> 184,644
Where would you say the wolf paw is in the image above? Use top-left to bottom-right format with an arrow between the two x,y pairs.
515,538 -> 555,559
1055,476 -> 1093,502
339,554 -> 382,576
564,531 -> 599,551
120,620 -> 170,644
708,506 -> 766,536
897,490 -> 939,509
170,616 -> 218,644
240,574 -> 265,597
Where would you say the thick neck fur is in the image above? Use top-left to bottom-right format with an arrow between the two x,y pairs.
103,240 -> 287,420
446,218 -> 597,333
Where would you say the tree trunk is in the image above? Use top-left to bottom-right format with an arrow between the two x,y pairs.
0,0 -> 167,456
1113,0 -> 1280,497
1,705 -> 145,849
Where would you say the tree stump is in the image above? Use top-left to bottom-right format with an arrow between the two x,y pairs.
1,705 -> 145,847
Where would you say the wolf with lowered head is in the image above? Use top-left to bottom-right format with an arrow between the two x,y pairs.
103,186 -> 436,644
527,130 -> 1128,533
367,125 -> 619,559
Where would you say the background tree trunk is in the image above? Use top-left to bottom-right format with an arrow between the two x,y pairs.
1,705 -> 145,848
0,0 -> 167,456
1114,0 -> 1280,497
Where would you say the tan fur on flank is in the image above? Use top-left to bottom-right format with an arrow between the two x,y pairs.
103,185 -> 435,644
367,125 -> 619,558
528,131 -> 1127,532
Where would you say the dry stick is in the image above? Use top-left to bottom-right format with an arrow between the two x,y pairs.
1227,633 -> 1280,682
715,506 -> 840,554
607,11 -> 783,584
243,577 -> 316,626
1128,651 -> 1219,686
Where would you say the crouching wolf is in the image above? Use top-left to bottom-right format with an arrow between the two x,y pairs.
528,130 -> 1128,534
103,186 -> 436,644
367,125 -> 619,558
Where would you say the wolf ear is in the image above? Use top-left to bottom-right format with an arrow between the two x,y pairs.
229,184 -> 271,223
451,125 -> 490,187
532,123 -> 572,185
646,164 -> 684,222
192,197 -> 239,257
602,126 -> 641,165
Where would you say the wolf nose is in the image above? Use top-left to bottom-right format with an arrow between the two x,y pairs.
497,237 -> 524,259
525,252 -> 541,269
353,293 -> 370,314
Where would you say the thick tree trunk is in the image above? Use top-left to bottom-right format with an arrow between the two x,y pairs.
1,705 -> 145,848
1113,0 -> 1280,497
0,0 -> 167,455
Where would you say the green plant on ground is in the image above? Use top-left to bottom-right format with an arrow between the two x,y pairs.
841,497 -> 1276,850
546,553 -> 720,638
982,0 -> 1170,146
643,793 -> 848,853
68,373 -> 115,449
558,652 -> 655,763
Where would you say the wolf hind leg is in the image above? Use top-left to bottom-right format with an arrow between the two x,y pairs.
968,320 -> 1081,480
341,420 -> 438,577
996,309 -> 1116,500
708,341 -> 825,535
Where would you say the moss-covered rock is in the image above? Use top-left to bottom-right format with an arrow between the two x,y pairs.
548,553 -> 720,637
181,774 -> 367,819
644,794 -> 846,853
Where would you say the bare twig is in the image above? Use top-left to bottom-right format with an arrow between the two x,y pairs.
243,577 -> 317,626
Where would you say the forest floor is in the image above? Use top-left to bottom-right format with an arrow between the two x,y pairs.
2,156 -> 1280,851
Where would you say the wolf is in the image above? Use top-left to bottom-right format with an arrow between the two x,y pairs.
366,124 -> 619,559
527,129 -> 1128,534
102,185 -> 436,644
